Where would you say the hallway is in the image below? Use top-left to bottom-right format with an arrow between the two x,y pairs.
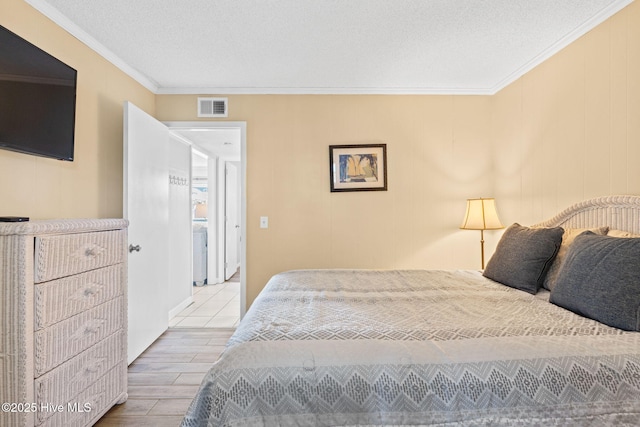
169,272 -> 240,328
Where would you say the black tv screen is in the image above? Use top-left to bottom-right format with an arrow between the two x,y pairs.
0,25 -> 77,161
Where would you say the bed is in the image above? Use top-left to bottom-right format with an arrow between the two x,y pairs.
182,195 -> 640,426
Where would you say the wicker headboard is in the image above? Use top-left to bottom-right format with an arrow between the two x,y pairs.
534,195 -> 640,234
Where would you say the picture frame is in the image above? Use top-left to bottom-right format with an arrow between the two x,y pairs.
329,144 -> 387,192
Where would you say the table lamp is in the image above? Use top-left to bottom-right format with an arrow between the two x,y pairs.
460,198 -> 504,269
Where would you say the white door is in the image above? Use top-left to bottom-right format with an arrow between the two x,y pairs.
225,162 -> 240,280
123,101 -> 169,364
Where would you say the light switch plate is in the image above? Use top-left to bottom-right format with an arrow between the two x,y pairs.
260,216 -> 268,229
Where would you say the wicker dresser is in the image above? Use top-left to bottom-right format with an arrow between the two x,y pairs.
0,219 -> 128,427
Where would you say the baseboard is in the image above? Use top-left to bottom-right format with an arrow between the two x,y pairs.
169,296 -> 193,320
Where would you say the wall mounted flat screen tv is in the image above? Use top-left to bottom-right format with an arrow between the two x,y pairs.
0,24 -> 77,161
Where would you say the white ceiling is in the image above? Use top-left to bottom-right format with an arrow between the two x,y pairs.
27,0 -> 633,95
173,128 -> 241,162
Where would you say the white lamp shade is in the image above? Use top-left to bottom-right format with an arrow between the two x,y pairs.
460,198 -> 504,230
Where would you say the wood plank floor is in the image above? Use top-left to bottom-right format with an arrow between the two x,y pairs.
95,328 -> 234,426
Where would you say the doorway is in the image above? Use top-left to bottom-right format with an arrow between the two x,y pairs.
165,121 -> 246,327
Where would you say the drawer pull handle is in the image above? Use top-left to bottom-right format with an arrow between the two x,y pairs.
85,248 -> 96,257
84,288 -> 96,297
69,357 -> 107,382
70,318 -> 105,340
129,244 -> 142,253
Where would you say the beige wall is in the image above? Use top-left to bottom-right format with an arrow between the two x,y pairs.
156,95 -> 495,305
4,0 -> 637,309
492,1 -> 640,225
0,0 -> 155,219
158,2 -> 640,308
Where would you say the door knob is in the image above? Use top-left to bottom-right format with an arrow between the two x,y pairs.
129,244 -> 142,253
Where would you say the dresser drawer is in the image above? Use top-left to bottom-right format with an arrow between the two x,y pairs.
34,230 -> 126,283
34,264 -> 124,330
34,297 -> 124,377
35,332 -> 125,425
37,364 -> 126,427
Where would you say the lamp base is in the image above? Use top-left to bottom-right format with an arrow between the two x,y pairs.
480,229 -> 485,270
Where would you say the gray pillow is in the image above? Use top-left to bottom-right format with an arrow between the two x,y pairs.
550,232 -> 640,331
543,227 -> 609,291
483,223 -> 563,294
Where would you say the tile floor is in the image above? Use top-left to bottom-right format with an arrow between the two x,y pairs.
169,272 -> 240,328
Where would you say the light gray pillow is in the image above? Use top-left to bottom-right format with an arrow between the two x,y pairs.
550,232 -> 640,331
483,223 -> 564,294
607,229 -> 640,238
543,227 -> 609,291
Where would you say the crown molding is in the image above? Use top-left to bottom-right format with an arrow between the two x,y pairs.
25,0 -> 635,96
489,0 -> 634,94
25,0 -> 492,96
155,86 -> 493,95
25,0 -> 159,93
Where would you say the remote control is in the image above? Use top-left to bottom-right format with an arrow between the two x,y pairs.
0,216 -> 29,222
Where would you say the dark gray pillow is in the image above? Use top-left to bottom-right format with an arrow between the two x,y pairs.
483,223 -> 563,294
550,232 -> 640,331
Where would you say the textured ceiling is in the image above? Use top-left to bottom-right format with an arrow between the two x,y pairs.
27,0 -> 632,94
174,128 -> 241,161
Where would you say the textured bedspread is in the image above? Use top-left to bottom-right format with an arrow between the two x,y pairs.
182,269 -> 640,426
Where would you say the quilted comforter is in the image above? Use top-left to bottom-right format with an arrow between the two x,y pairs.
182,269 -> 640,426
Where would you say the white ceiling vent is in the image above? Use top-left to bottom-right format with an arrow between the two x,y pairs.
198,97 -> 228,118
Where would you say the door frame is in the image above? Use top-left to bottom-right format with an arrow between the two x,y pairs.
164,121 -> 247,317
224,161 -> 240,280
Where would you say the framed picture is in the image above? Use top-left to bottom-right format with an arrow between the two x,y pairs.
329,144 -> 387,192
